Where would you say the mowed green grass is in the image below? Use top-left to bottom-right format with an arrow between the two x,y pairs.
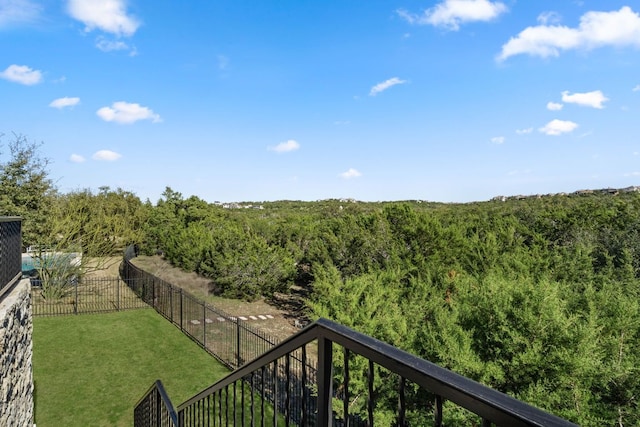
33,309 -> 230,427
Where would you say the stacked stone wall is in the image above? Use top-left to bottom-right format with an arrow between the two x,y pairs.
0,279 -> 33,426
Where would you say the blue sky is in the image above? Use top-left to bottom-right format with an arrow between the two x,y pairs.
2,0 -> 640,203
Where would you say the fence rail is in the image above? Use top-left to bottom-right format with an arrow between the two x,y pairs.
0,217 -> 22,301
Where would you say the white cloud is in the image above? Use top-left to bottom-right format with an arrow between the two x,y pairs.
537,11 -> 561,25
67,0 -> 140,37
547,101 -> 563,111
70,154 -> 85,163
339,168 -> 362,179
0,64 -> 42,85
491,136 -> 505,144
633,85 -> 640,92
397,0 -> 507,30
370,77 -> 407,96
92,150 -> 122,161
498,6 -> 640,61
96,36 -> 129,51
0,0 -> 42,27
516,127 -> 533,134
268,140 -> 300,153
96,101 -> 161,124
561,90 -> 608,108
539,119 -> 578,136
49,97 -> 80,109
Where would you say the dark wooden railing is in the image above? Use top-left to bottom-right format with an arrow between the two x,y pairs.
135,318 -> 578,426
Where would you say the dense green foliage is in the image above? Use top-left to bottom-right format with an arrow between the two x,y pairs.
1,135 -> 149,256
49,187 -> 148,256
0,134 -> 55,246
145,190 -> 640,425
4,135 -> 640,424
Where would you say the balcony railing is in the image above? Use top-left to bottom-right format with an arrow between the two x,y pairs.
135,318 -> 578,426
135,381 -> 178,427
0,217 -> 22,300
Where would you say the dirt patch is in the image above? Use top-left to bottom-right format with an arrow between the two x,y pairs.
83,256 -> 122,278
130,255 -> 304,343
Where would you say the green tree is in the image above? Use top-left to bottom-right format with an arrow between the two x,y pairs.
33,187 -> 147,299
198,226 -> 296,301
0,133 -> 55,247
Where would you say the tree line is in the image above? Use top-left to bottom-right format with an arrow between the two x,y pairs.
146,188 -> 640,425
2,134 -> 638,425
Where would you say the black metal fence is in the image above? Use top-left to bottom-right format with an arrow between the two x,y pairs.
121,248 -> 287,370
31,277 -> 149,316
122,246 -> 319,425
0,217 -> 22,301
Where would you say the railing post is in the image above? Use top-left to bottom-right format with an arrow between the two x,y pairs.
116,277 -> 120,311
317,335 -> 333,426
156,388 -> 162,426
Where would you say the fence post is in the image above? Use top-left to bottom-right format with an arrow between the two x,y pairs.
236,320 -> 241,368
203,301 -> 207,349
74,279 -> 78,315
179,288 -> 183,331
116,277 -> 120,311
317,336 -> 333,427
169,284 -> 173,323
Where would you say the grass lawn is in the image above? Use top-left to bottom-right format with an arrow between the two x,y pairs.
33,308 -> 231,426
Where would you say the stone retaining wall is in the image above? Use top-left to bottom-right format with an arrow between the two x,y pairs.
0,279 -> 33,426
